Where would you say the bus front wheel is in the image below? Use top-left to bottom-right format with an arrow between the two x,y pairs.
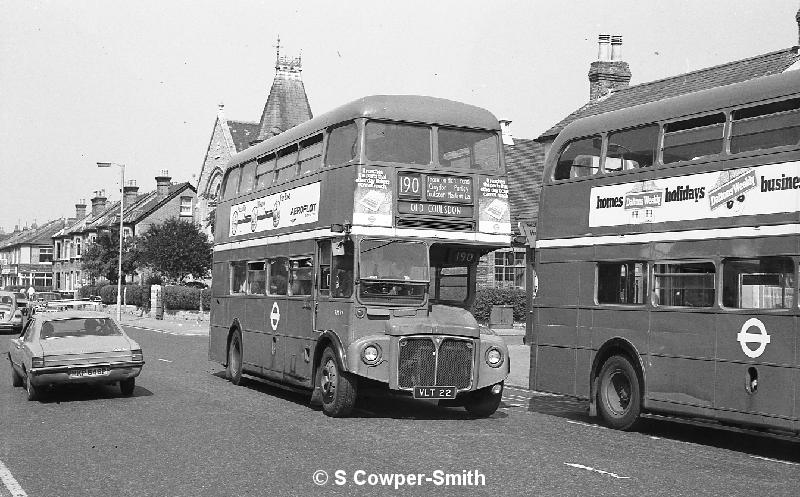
596,354 -> 641,430
464,382 -> 503,418
317,347 -> 357,417
227,329 -> 244,385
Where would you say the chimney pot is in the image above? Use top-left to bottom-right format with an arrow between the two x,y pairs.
610,35 -> 623,61
598,34 -> 611,61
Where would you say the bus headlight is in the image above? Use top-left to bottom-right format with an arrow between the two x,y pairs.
485,347 -> 504,368
361,344 -> 382,365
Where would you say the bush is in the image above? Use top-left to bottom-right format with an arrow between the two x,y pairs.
471,286 -> 527,323
78,285 -> 102,300
163,285 -> 202,311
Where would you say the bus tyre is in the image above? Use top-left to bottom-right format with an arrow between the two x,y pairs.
227,329 -> 244,386
317,347 -> 357,417
464,382 -> 503,418
597,355 -> 641,431
120,378 -> 135,396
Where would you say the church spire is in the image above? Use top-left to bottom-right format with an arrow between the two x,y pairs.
257,36 -> 312,141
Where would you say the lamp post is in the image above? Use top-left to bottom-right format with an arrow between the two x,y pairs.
96,162 -> 125,322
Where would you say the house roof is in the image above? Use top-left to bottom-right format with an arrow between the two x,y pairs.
0,219 -> 66,249
538,46 -> 800,141
504,138 -> 546,226
227,120 -> 261,152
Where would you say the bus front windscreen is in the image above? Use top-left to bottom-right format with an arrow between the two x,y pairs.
359,240 -> 429,303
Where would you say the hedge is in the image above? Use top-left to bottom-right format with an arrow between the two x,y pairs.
470,286 -> 527,323
78,284 -> 210,311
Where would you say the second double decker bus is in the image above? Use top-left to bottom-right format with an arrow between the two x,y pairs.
209,95 -> 511,417
531,70 -> 800,434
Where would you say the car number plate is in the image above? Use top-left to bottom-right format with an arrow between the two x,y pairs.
413,386 -> 457,399
69,367 -> 110,378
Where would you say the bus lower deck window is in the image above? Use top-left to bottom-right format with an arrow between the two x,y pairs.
722,257 -> 795,309
597,262 -> 647,305
653,262 -> 716,307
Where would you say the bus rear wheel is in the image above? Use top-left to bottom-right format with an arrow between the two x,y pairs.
464,382 -> 503,418
227,329 -> 244,386
317,347 -> 357,417
597,354 -> 641,430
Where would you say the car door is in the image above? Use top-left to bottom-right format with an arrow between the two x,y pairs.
9,318 -> 36,372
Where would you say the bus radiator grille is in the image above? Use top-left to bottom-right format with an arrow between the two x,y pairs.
397,338 -> 473,390
435,339 -> 473,389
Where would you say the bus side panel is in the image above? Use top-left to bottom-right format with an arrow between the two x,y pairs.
209,262 -> 229,363
535,344 -> 576,396
591,308 -> 649,355
648,311 -> 716,409
714,312 -> 796,429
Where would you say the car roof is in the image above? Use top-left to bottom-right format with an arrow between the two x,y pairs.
34,310 -> 116,322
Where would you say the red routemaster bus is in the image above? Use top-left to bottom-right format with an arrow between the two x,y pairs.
530,70 -> 800,434
209,95 -> 511,417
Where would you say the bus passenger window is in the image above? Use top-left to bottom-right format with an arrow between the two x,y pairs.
605,125 -> 658,172
663,114 -> 725,163
222,167 -> 241,200
298,135 -> 323,175
553,136 -> 601,180
289,257 -> 313,296
653,262 -> 715,307
730,98 -> 800,154
276,145 -> 298,182
365,121 -> 431,165
722,257 -> 794,309
239,162 -> 256,195
437,128 -> 499,171
325,122 -> 359,166
247,261 -> 266,295
255,155 -> 275,190
268,257 -> 289,296
230,261 -> 248,294
597,262 -> 647,304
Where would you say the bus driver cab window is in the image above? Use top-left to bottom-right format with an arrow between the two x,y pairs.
331,240 -> 354,298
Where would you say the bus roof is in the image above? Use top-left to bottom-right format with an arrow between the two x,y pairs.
228,95 -> 501,169
551,69 -> 800,149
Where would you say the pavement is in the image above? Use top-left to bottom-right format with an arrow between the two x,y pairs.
116,313 -> 532,389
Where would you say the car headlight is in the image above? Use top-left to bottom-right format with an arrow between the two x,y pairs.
485,347 -> 504,368
131,349 -> 143,362
361,344 -> 381,365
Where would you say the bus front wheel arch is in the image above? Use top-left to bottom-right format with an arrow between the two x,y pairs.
596,354 -> 642,431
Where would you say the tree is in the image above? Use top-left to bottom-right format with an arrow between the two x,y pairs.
138,218 -> 212,283
82,228 -> 140,283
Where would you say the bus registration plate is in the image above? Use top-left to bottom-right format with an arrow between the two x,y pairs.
413,386 -> 457,399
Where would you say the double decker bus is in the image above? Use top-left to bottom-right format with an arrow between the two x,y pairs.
209,95 -> 511,417
530,70 -> 800,434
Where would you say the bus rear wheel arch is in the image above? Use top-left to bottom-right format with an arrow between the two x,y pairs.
596,354 -> 642,430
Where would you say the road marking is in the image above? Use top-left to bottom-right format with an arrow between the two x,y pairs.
749,455 -> 798,466
124,324 -> 205,337
564,463 -> 630,479
0,460 -> 28,497
566,420 -> 606,429
158,358 -> 173,363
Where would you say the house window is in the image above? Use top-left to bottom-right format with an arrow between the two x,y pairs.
494,249 -> 526,289
39,247 -> 53,263
75,237 -> 82,257
180,196 -> 193,216
55,242 -> 62,260
123,227 -> 133,239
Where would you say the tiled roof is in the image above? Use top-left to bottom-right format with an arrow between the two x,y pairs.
0,219 -> 66,249
227,120 -> 260,152
257,74 -> 313,141
505,138 -> 546,227
538,46 -> 800,141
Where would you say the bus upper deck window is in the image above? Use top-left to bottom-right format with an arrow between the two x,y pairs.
239,162 -> 256,195
222,167 -> 241,200
325,122 -> 359,166
553,136 -> 601,180
605,125 -> 658,172
298,134 -> 323,175
366,121 -> 431,165
662,113 -> 725,163
437,128 -> 499,170
255,155 -> 275,190
730,98 -> 800,154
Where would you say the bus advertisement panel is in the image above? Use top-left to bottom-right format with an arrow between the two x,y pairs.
530,70 -> 800,435
209,95 -> 511,418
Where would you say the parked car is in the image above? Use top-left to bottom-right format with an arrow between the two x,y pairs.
34,291 -> 61,312
14,291 -> 30,316
7,311 -> 145,400
0,291 -> 25,333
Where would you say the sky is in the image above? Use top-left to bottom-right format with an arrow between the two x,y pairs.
1,0 -> 798,233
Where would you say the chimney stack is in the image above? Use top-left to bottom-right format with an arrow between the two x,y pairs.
75,199 -> 87,219
155,170 -> 172,199
588,34 -> 631,101
90,190 -> 108,216
123,180 -> 139,206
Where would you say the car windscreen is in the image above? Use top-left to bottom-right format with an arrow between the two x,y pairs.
40,318 -> 123,339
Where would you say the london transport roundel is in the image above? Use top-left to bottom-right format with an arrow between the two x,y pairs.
270,302 -> 280,331
736,318 -> 771,359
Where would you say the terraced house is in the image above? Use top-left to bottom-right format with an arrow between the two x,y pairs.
51,172 -> 196,293
0,219 -> 64,290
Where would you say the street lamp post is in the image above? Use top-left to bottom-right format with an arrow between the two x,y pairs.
97,162 -> 125,322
